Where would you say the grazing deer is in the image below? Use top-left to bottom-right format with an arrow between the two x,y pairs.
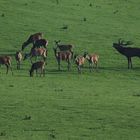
54,40 -> 74,57
0,56 -> 13,74
113,39 -> 140,69
74,54 -> 86,73
34,39 -> 48,49
29,61 -> 45,77
22,32 -> 43,51
84,52 -> 99,71
53,48 -> 72,71
15,51 -> 23,70
24,47 -> 47,63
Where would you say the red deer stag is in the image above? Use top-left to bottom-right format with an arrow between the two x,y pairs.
15,51 -> 23,70
22,32 -> 43,51
112,38 -> 139,69
84,52 -> 99,71
53,48 -> 72,71
24,47 -> 47,63
29,61 -> 45,77
0,56 -> 13,74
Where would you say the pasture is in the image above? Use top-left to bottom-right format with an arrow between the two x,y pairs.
0,0 -> 140,139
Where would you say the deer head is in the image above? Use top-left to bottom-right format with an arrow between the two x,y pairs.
54,40 -> 61,45
113,38 -> 133,48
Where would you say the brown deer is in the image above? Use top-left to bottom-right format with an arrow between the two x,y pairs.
112,39 -> 139,69
22,32 -> 43,51
54,40 -> 74,57
29,61 -> 45,77
53,48 -> 72,71
74,54 -> 86,73
24,47 -> 47,63
34,39 -> 48,49
15,51 -> 23,70
84,52 -> 99,71
0,56 -> 13,74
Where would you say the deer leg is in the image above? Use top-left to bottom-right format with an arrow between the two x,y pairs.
19,61 -> 21,70
18,61 -> 20,70
40,68 -> 42,77
43,56 -> 46,61
127,57 -> 130,69
78,65 -> 81,74
90,63 -> 93,72
36,69 -> 38,76
16,61 -> 18,70
5,64 -> 9,74
68,60 -> 71,71
96,62 -> 98,69
10,66 -> 13,75
18,61 -> 19,70
58,60 -> 60,71
30,56 -> 33,64
92,63 -> 94,71
43,69 -> 45,77
77,65 -> 80,73
89,62 -> 91,72
130,58 -> 133,69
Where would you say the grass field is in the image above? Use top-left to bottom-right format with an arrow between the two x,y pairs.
0,0 -> 140,139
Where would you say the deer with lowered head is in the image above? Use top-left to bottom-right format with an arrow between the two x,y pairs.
113,38 -> 140,69
29,61 -> 45,77
22,32 -> 43,51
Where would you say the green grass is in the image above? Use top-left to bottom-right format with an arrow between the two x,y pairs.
0,0 -> 140,139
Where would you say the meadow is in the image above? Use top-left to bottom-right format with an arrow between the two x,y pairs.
0,0 -> 140,139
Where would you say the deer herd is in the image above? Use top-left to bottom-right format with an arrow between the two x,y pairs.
0,32 -> 139,77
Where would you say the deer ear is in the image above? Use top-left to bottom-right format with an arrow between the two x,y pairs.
58,40 -> 61,42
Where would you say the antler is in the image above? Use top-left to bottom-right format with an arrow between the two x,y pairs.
118,38 -> 124,45
118,39 -> 133,46
124,41 -> 133,46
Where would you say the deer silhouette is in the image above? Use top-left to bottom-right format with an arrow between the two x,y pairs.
113,39 -> 140,69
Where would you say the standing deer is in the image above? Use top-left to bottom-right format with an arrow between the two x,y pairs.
84,52 -> 99,71
24,47 -> 47,63
0,56 -> 13,74
112,39 -> 139,69
54,40 -> 74,57
22,32 -> 43,51
74,53 -> 86,73
29,61 -> 45,77
34,39 -> 48,49
53,48 -> 72,71
15,51 -> 23,70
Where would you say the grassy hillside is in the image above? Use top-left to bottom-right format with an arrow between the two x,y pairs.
0,0 -> 140,139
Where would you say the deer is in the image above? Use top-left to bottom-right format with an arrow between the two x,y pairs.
112,38 -> 140,69
84,52 -> 99,71
54,40 -> 74,58
22,32 -> 43,51
34,39 -> 48,49
15,51 -> 23,70
24,47 -> 47,63
0,56 -> 13,74
53,48 -> 72,71
29,61 -> 45,77
74,53 -> 86,73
